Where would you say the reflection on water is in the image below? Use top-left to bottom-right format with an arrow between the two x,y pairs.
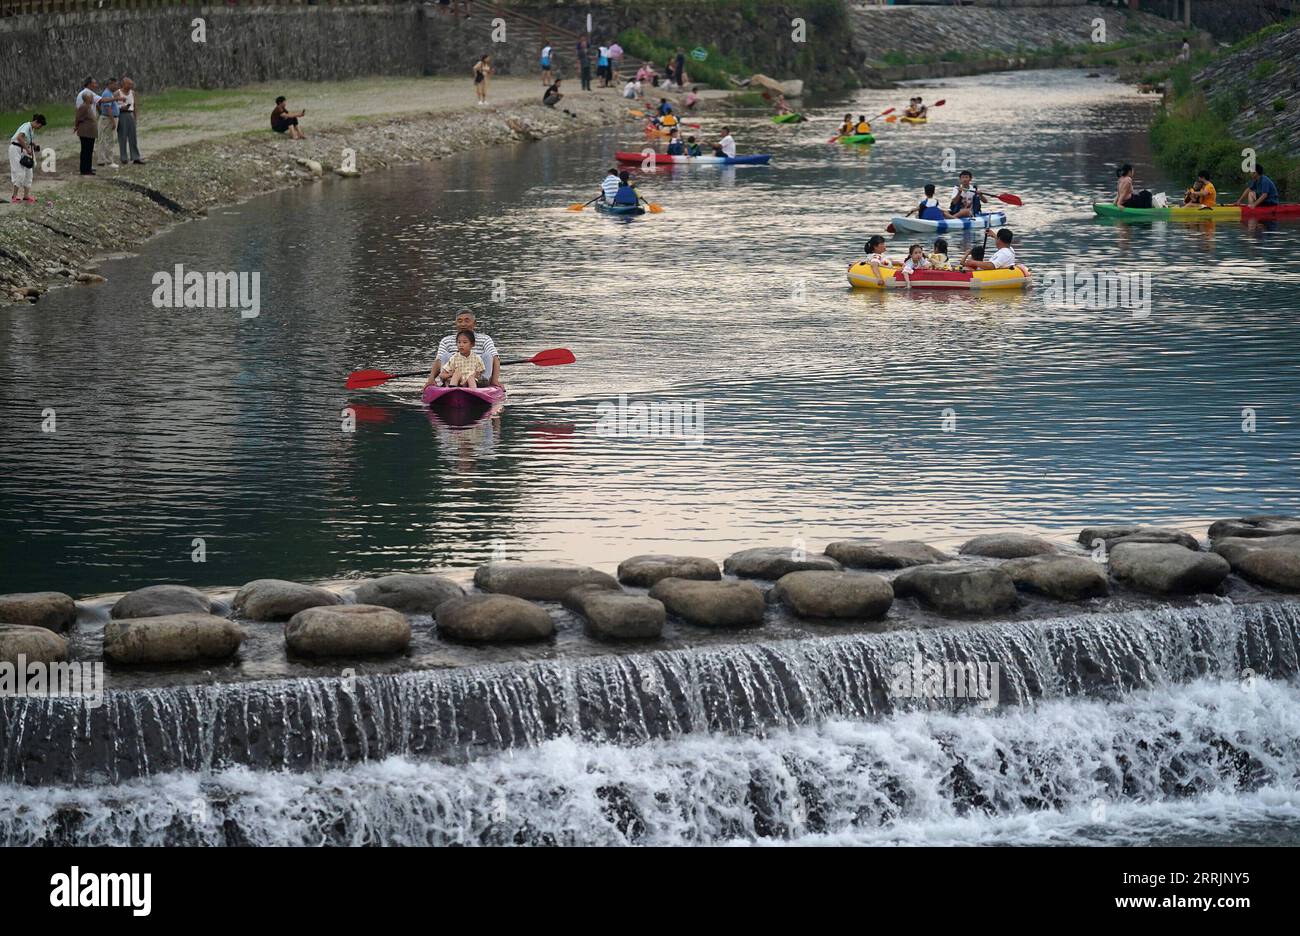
2,70 -> 1299,595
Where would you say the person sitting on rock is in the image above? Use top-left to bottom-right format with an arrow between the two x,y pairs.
543,80 -> 563,108
438,329 -> 486,389
271,96 -> 305,140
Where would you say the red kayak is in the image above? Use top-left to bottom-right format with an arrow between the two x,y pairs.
421,385 -> 505,409
1241,203 -> 1300,219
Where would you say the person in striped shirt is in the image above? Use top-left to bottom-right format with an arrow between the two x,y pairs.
427,312 -> 501,388
600,167 -> 620,203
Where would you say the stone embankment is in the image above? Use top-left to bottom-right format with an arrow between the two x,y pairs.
1192,23 -> 1300,161
0,92 -> 630,303
4,515 -> 1300,673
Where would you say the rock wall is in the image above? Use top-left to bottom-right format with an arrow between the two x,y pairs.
1139,0 -> 1295,41
0,6 -> 530,107
845,1 -> 1188,66
1194,23 -> 1300,159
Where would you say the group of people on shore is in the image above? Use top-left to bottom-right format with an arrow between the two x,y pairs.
73,76 -> 146,176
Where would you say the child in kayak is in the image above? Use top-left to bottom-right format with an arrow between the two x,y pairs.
613,170 -> 639,206
1182,169 -> 1216,207
438,330 -> 486,389
948,171 -> 983,218
901,244 -> 932,284
929,238 -> 950,269
685,135 -> 702,157
905,184 -> 951,222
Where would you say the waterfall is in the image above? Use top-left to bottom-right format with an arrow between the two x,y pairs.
3,600 -> 1298,787
4,677 -> 1298,846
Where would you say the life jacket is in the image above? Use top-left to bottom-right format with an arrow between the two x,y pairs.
687,143 -> 701,156
918,198 -> 945,222
662,114 -> 678,127
854,122 -> 870,134
666,139 -> 684,155
840,122 -> 854,135
613,184 -> 639,206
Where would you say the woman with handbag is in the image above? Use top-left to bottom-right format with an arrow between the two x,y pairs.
9,114 -> 45,203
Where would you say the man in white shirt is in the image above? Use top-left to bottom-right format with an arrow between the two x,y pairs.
714,126 -> 736,158
964,228 -> 1021,271
428,311 -> 501,388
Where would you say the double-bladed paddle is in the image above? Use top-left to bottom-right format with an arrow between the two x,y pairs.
568,195 -> 602,211
345,348 -> 576,390
885,100 -> 944,123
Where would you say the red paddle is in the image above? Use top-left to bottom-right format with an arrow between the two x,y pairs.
345,348 -> 575,390
829,107 -> 894,142
992,193 -> 1024,206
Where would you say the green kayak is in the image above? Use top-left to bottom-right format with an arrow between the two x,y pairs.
838,133 -> 875,145
771,113 -> 804,124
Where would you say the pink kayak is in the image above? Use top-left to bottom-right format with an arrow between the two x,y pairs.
421,385 -> 505,409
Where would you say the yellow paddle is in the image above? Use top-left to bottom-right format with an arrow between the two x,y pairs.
567,195 -> 600,212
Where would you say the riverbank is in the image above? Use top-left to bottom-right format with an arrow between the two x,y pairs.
0,76 -> 638,302
1146,19 -> 1300,200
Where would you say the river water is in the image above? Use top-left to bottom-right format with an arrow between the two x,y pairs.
3,69 -> 1299,597
3,70 -> 1300,847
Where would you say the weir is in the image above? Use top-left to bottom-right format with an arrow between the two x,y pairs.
3,600 -> 1298,787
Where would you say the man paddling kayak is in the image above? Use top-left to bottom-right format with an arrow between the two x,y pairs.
427,312 -> 501,389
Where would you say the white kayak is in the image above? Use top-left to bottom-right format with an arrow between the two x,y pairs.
890,211 -> 1008,234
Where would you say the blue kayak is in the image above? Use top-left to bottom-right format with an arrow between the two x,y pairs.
889,211 -> 1008,234
596,202 -> 646,216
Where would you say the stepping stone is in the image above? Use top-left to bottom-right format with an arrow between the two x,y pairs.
648,578 -> 765,628
111,584 -> 212,619
617,554 -> 721,588
772,570 -> 893,621
285,604 -> 411,657
1212,534 -> 1300,566
892,566 -> 1019,616
436,594 -> 555,643
1109,543 -> 1229,595
1001,555 -> 1110,601
825,539 -> 951,570
722,547 -> 840,579
351,573 -> 464,614
0,592 -> 76,633
1208,515 -> 1300,541
958,533 -> 1056,559
0,623 -> 69,665
103,613 -> 246,664
1077,525 -> 1199,552
473,561 -> 618,602
233,579 -> 342,621
563,584 -> 665,640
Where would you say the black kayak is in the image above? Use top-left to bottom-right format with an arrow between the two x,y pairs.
596,202 -> 646,216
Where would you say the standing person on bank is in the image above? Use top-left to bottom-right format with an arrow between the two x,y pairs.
9,114 -> 45,203
117,76 -> 145,164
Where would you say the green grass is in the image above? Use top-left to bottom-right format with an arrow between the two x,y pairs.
1252,58 -> 1279,80
616,28 -> 752,88
1,86 -> 257,136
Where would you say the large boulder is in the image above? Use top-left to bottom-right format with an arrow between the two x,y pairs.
232,579 -> 342,621
285,604 -> 411,657
617,554 -> 721,588
958,533 -> 1056,559
892,566 -> 1018,616
771,571 -> 893,621
436,594 -> 555,643
722,547 -> 840,579
1211,534 -> 1300,566
563,584 -> 665,640
0,623 -> 69,664
1077,525 -> 1199,552
648,578 -> 765,628
111,584 -> 212,619
1208,515 -> 1300,541
102,613 -> 246,664
351,573 -> 464,614
1231,549 -> 1300,592
0,592 -> 76,633
473,561 -> 618,601
1001,556 -> 1110,601
1108,543 -> 1229,595
825,539 -> 950,570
